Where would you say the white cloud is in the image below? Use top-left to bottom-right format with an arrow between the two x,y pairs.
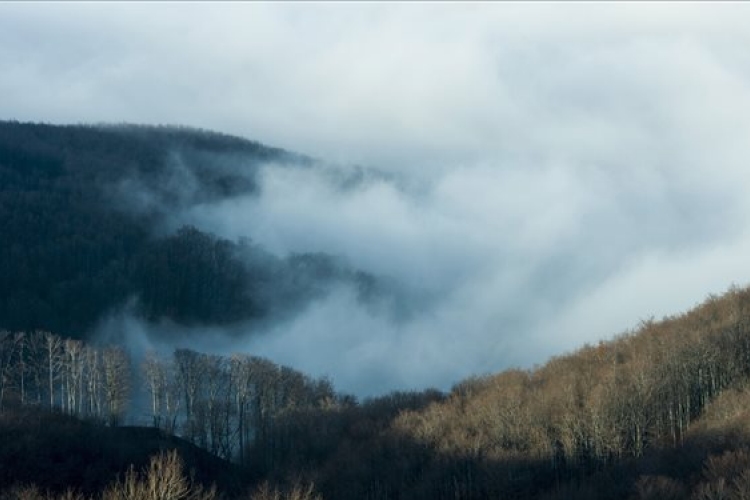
6,3 -> 750,394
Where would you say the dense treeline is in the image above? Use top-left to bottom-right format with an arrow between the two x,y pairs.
0,330 -> 342,462
238,284 -> 750,499
6,286 -> 750,499
0,121 -> 277,335
0,121 -> 377,337
0,330 -> 130,422
234,284 -> 750,500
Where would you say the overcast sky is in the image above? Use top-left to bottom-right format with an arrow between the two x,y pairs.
4,3 -> 750,395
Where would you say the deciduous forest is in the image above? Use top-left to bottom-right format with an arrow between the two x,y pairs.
3,122 -> 750,499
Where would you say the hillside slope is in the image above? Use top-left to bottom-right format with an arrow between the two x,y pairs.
2,283 -> 750,499
0,121 -> 377,338
240,285 -> 750,499
5,121 -> 750,499
0,406 -> 244,496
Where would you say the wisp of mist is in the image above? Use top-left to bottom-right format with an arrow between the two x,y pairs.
94,146 -> 750,398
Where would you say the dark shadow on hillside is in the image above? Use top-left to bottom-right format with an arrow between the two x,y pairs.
0,405 -> 244,497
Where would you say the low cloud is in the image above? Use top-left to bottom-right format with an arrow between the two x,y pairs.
6,3 -> 750,394
102,147 -> 750,396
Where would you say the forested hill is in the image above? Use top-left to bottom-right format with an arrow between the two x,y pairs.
4,283 -> 750,499
0,121 -> 372,337
10,121 -> 750,499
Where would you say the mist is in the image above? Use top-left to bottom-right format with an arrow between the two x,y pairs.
6,3 -> 750,395
97,150 -> 750,397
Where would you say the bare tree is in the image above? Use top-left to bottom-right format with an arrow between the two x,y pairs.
14,332 -> 27,405
164,363 -> 182,435
44,331 -> 64,409
103,450 -> 216,500
84,345 -> 103,419
102,346 -> 130,426
173,349 -> 204,426
0,330 -> 19,411
143,351 -> 169,428
203,354 -> 233,458
230,354 -> 253,464
63,339 -> 85,415
21,331 -> 50,406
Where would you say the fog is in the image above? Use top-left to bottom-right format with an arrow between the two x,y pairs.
100,152 -> 750,396
5,3 -> 750,395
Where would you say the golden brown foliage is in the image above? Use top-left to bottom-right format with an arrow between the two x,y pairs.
103,451 -> 216,500
247,482 -> 321,500
386,285 -> 750,498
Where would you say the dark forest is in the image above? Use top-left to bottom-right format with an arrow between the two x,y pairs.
3,122 -> 750,499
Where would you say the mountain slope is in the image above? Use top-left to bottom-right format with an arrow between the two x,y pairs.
0,121 -> 376,338
245,285 -> 750,499
2,270 -> 750,499
6,121 -> 750,499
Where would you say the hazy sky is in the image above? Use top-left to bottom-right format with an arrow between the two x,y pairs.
4,3 -> 750,395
